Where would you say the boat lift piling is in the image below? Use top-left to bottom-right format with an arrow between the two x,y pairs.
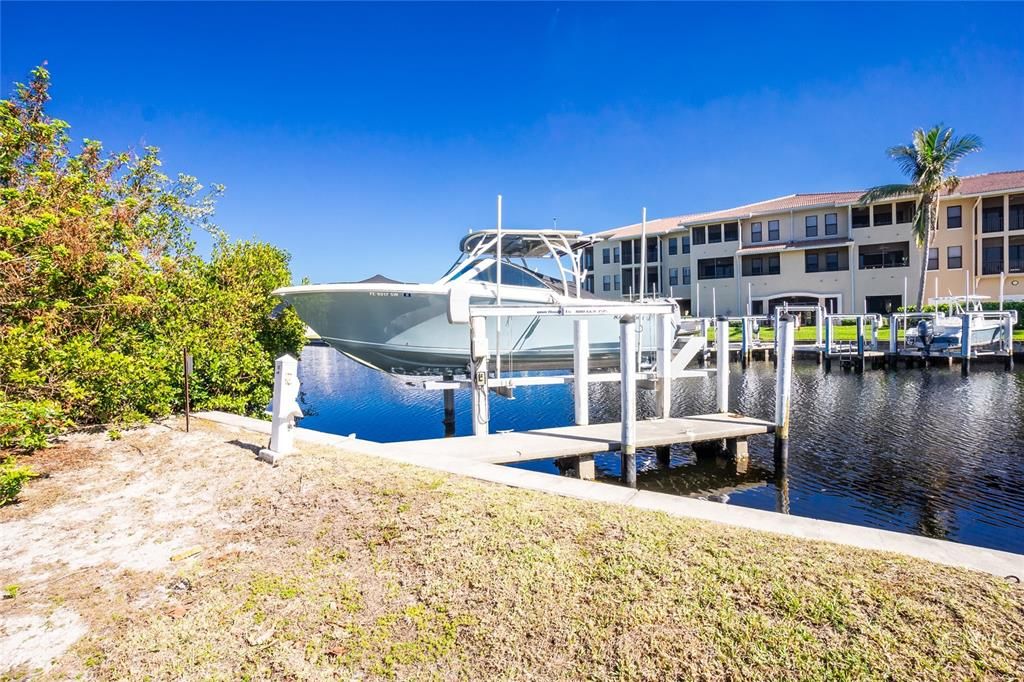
774,314 -> 795,466
620,315 -> 638,487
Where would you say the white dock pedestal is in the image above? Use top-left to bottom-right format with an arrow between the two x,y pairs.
258,354 -> 303,466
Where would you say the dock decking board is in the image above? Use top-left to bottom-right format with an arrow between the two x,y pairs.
391,413 -> 774,465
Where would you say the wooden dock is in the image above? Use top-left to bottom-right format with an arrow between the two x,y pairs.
390,413 -> 774,467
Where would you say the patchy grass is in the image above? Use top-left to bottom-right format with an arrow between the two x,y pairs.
1,422 -> 1021,680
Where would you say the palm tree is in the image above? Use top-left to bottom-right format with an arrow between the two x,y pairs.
860,126 -> 982,310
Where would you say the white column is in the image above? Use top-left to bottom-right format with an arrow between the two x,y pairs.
655,313 -> 673,419
573,319 -> 589,426
469,316 -> 490,436
620,315 -> 638,487
258,355 -> 303,466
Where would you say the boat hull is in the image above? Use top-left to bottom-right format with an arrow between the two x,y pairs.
277,284 -> 635,375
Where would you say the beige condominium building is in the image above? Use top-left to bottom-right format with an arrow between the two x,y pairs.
581,170 -> 1024,316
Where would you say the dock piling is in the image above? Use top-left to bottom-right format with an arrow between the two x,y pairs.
620,314 -> 638,487
774,314 -> 795,461
573,319 -> 590,426
442,373 -> 456,437
655,313 -> 673,419
470,316 -> 490,435
961,314 -> 972,377
716,316 -> 730,413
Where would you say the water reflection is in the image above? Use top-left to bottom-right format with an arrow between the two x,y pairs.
297,345 -> 1024,554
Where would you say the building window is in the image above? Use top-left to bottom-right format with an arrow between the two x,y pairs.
724,222 -> 739,242
1011,203 -> 1024,231
1010,239 -> 1024,273
681,235 -> 691,254
613,246 -> 621,263
697,257 -> 734,280
947,245 -> 962,269
751,222 -> 762,242
751,257 -> 764,275
768,254 -> 780,275
682,266 -> 691,285
805,215 -> 818,238
982,238 -> 1003,274
873,204 -> 893,226
805,252 -> 820,273
825,213 -> 838,235
602,275 -> 611,291
613,273 -> 621,290
859,241 -> 909,269
852,206 -> 870,228
947,205 -> 962,229
669,268 -> 679,286
646,237 -> 659,263
582,247 -> 594,270
767,220 -> 780,241
982,206 -> 1004,232
668,237 -> 678,255
895,201 -> 915,224
825,252 -> 839,271
584,275 -> 594,292
927,248 -> 938,271
602,248 -> 610,264
708,225 -> 722,243
646,266 -> 659,294
692,226 -> 706,245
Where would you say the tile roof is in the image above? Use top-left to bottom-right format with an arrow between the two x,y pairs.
595,170 -> 1024,241
951,170 -> 1024,196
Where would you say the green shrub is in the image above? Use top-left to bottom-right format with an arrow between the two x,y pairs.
0,456 -> 35,506
0,66 -> 306,450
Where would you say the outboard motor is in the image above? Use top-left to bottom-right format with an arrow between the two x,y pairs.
917,319 -> 934,355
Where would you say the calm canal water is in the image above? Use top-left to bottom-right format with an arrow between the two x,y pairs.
296,344 -> 1024,555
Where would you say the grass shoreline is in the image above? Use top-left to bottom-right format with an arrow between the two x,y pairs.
1,421 -> 1022,679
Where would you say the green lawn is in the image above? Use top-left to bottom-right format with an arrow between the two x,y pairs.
27,422 -> 1023,680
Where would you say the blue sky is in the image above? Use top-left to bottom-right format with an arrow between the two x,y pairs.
3,2 -> 1023,283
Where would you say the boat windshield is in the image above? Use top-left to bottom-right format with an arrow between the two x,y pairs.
455,260 -> 550,289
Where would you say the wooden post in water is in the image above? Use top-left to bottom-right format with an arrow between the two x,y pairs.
716,316 -> 730,414
620,315 -> 638,487
573,319 -> 590,426
469,316 -> 490,435
774,314 -> 795,465
961,313 -> 972,377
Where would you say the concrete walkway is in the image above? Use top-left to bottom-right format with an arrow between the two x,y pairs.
195,411 -> 1024,579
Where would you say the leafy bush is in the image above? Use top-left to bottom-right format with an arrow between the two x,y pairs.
0,66 -> 306,450
0,456 -> 35,506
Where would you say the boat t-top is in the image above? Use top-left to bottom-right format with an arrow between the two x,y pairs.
275,228 -> 680,376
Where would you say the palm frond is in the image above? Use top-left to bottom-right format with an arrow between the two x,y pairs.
859,183 -> 917,204
942,133 -> 983,165
887,145 -> 920,178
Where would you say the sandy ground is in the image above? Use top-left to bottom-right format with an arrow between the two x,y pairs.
0,420 -> 274,676
1,419 -> 1022,680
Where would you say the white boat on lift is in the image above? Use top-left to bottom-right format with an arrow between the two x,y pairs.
275,228 -> 680,376
906,295 -> 1006,354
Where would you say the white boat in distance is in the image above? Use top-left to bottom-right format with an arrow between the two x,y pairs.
274,229 -> 681,376
905,295 -> 1006,354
